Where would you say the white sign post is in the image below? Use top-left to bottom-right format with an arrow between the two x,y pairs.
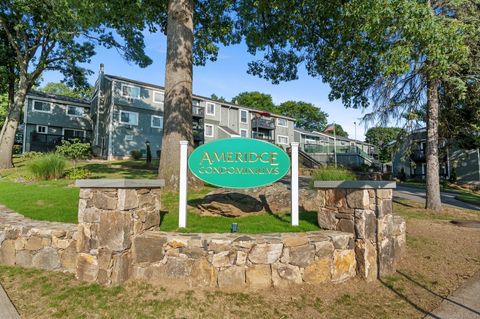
179,141 -> 188,228
291,142 -> 299,226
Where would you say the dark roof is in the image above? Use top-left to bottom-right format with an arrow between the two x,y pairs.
105,73 -> 296,121
27,90 -> 90,106
219,126 -> 238,135
294,127 -> 374,146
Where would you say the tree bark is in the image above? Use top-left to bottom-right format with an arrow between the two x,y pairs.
0,73 -> 27,169
158,0 -> 195,190
425,78 -> 442,211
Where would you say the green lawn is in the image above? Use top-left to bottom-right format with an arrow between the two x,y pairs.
455,193 -> 480,206
0,157 -> 319,232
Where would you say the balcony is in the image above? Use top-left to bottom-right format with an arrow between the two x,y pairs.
251,117 -> 275,130
252,132 -> 275,143
30,132 -> 90,152
192,105 -> 204,117
410,150 -> 426,162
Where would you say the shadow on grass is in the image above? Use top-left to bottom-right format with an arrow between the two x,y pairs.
380,271 -> 480,318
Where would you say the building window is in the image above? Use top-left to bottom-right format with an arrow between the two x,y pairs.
121,84 -> 140,99
119,110 -> 139,125
36,125 -> 48,134
67,105 -> 84,117
151,115 -> 163,128
153,91 -> 164,104
240,129 -> 248,138
33,100 -> 52,113
277,135 -> 289,145
277,118 -> 288,127
305,139 -> 316,144
63,129 -> 85,139
205,124 -> 214,137
206,102 -> 215,116
240,110 -> 248,124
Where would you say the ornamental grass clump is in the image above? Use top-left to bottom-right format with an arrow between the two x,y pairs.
27,153 -> 67,180
312,166 -> 357,181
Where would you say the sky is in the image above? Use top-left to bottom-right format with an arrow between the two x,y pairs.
41,31 -> 378,141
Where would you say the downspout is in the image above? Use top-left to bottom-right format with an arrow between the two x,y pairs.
95,65 -> 103,146
22,98 -> 28,153
107,80 -> 114,160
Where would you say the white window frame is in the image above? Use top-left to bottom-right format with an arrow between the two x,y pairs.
240,129 -> 248,138
206,102 -> 216,116
119,110 -> 139,126
277,135 -> 289,145
66,105 -> 84,117
36,125 -> 48,134
240,109 -> 249,124
32,100 -> 52,113
151,115 -> 163,129
205,124 -> 214,137
276,118 -> 288,127
305,138 -> 316,144
121,84 -> 141,99
153,91 -> 164,104
62,128 -> 86,138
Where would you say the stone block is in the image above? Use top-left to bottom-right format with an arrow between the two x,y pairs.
111,253 -> 130,285
181,246 -> 205,259
346,190 -> 369,209
378,238 -> 395,276
97,247 -> 113,270
393,217 -> 406,236
0,240 -> 15,265
138,193 -> 155,209
133,234 -> 166,263
191,258 -> 217,287
355,240 -> 377,281
32,247 -> 61,270
301,190 -> 326,211
248,243 -> 283,264
98,211 -> 132,252
315,241 -> 334,258
289,244 -> 315,268
337,219 -> 354,234
165,257 -> 194,278
79,207 -> 100,224
378,214 -> 394,241
92,191 -> 117,210
118,189 -> 139,211
211,251 -> 234,268
394,234 -> 406,265
76,253 -> 99,282
282,234 -> 309,247
246,264 -> 271,289
329,233 -> 352,249
217,266 -> 246,288
317,208 -> 338,230
61,241 -> 78,271
79,188 -> 92,199
376,189 -> 392,200
14,238 -> 25,250
25,236 -> 43,251
235,251 -> 247,266
303,257 -> 332,283
15,250 -> 32,267
376,199 -> 392,217
272,263 -> 302,287
332,250 -> 356,282
354,209 -> 376,240
208,239 -> 231,253
325,189 -> 347,208
232,236 -> 255,249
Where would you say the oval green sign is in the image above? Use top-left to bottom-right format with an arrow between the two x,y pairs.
188,138 -> 290,188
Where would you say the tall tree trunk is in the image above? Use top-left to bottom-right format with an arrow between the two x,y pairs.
425,78 -> 442,211
158,0 -> 195,190
0,74 -> 27,169
0,65 -> 16,143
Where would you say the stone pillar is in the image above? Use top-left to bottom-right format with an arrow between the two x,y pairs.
75,179 -> 164,286
313,181 -> 406,281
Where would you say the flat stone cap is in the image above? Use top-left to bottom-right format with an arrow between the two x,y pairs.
314,180 -> 396,189
75,179 -> 165,188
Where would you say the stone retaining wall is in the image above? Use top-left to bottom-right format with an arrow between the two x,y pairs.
0,207 -> 77,272
0,179 -> 406,290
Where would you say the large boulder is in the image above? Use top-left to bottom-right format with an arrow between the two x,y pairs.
197,182 -> 319,217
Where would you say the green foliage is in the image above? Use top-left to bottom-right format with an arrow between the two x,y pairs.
27,154 -> 67,180
312,167 -> 356,181
0,93 -> 7,128
210,94 -> 227,102
277,101 -> 328,131
365,127 -> 403,163
38,82 -> 93,100
232,91 -> 276,112
20,151 -> 43,161
65,168 -> 91,180
325,124 -> 349,138
130,150 -> 142,160
55,140 -> 91,171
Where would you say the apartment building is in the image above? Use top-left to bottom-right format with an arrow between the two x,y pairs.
22,65 -> 296,159
22,91 -> 92,153
392,128 -> 480,182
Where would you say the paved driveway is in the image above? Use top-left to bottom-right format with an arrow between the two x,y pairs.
394,185 -> 480,211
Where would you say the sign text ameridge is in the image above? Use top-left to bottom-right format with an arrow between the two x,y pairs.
188,138 -> 290,188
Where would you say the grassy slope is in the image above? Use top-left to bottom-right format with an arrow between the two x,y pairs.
454,193 -> 480,206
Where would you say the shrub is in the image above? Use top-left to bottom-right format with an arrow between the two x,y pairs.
130,150 -> 142,160
20,151 -> 43,161
65,168 -> 91,179
27,153 -> 67,180
312,166 -> 357,181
